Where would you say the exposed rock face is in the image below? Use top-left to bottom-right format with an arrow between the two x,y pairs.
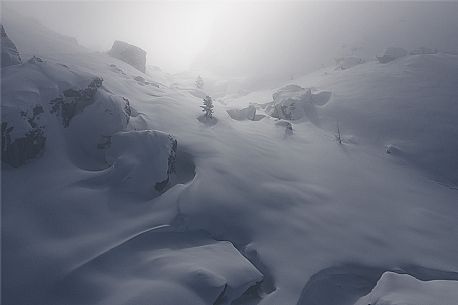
2,105 -> 46,167
108,40 -> 146,73
50,77 -> 103,127
1,24 -> 22,67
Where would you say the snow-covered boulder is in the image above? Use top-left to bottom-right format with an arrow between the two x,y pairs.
266,84 -> 331,121
108,40 -> 146,73
227,105 -> 256,121
1,24 -> 22,67
58,227 -> 263,305
335,56 -> 364,70
1,59 -> 133,168
355,272 -> 458,305
377,47 -> 408,63
104,130 -> 177,196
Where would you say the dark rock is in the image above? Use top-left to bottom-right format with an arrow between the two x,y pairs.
155,135 -> 177,192
1,24 -> 22,67
50,77 -> 103,127
108,40 -> 146,73
2,105 -> 46,167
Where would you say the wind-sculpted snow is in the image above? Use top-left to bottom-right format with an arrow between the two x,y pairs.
103,130 -> 177,196
2,13 -> 458,305
297,263 -> 458,305
53,226 -> 263,305
355,271 -> 458,305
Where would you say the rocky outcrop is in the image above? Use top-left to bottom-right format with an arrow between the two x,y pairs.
108,40 -> 146,73
1,24 -> 22,67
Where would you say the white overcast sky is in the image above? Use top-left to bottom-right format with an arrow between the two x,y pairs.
3,1 -> 458,76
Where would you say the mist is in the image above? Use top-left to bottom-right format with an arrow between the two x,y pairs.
4,1 -> 458,78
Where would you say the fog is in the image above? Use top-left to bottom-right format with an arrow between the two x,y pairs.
4,1 -> 458,79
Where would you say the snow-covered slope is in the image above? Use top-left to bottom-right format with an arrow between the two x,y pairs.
2,11 -> 458,305
226,53 -> 458,186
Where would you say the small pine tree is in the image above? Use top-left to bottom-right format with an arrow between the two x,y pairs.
195,75 -> 204,89
201,95 -> 214,119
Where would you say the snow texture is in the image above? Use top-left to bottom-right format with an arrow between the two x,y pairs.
355,272 -> 458,305
2,9 -> 458,305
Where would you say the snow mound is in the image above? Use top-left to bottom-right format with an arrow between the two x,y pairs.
1,24 -> 22,67
266,84 -> 331,121
104,130 -> 177,196
56,227 -> 263,305
355,272 -> 458,305
108,40 -> 147,73
377,47 -> 408,63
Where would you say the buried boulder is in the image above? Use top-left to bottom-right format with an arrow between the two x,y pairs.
53,227 -> 263,305
103,130 -> 178,196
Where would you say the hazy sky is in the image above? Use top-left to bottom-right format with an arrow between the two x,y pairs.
4,1 -> 221,72
4,1 -> 458,77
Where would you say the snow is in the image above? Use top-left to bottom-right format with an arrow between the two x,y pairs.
104,130 -> 177,196
2,10 -> 458,305
377,47 -> 408,63
227,105 -> 257,121
335,56 -> 364,70
355,272 -> 458,305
